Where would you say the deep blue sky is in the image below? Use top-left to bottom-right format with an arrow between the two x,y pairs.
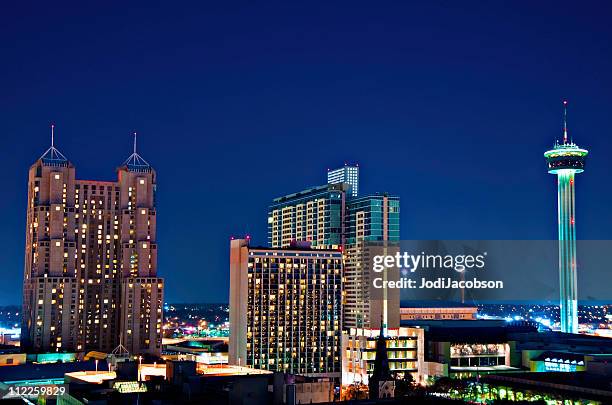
1,1 -> 611,305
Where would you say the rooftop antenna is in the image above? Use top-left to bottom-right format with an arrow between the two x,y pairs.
123,130 -> 150,169
563,100 -> 568,144
40,123 -> 68,163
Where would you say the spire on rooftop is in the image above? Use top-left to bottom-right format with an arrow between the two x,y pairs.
40,123 -> 69,166
368,316 -> 393,399
122,132 -> 151,172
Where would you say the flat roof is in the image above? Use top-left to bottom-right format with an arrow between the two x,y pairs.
0,359 -> 106,382
197,364 -> 272,377
482,372 -> 612,400
65,371 -> 116,384
401,300 -> 478,309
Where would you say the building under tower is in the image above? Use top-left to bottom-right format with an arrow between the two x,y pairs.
22,128 -> 164,355
544,101 -> 588,334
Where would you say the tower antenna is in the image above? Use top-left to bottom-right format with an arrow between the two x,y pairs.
563,100 -> 568,144
133,132 -> 137,154
51,123 -> 55,148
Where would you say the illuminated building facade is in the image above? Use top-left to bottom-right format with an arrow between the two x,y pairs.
22,129 -> 163,355
229,239 -> 342,378
328,164 -> 359,198
268,184 -> 347,249
399,304 -> 478,321
344,195 -> 400,331
544,101 -> 588,334
342,327 -> 424,385
267,176 -> 400,332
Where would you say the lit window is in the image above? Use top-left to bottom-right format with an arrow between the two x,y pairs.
54,174 -> 60,180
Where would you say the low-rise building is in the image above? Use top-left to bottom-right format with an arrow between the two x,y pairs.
342,326 -> 425,385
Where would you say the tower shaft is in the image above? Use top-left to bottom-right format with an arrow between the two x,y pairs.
557,171 -> 578,333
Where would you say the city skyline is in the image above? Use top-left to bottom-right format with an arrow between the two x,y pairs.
3,2 -> 612,305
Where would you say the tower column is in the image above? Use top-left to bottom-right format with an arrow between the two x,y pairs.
545,101 -> 587,335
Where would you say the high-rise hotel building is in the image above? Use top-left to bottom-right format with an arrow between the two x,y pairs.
22,132 -> 163,355
267,174 -> 400,331
268,184 -> 347,249
343,195 -> 400,330
229,239 -> 343,378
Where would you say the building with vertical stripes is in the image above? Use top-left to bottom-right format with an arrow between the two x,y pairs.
229,239 -> 343,378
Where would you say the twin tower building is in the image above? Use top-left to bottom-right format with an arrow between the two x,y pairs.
22,129 -> 163,355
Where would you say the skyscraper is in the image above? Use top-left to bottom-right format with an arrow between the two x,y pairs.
344,194 -> 400,330
328,164 -> 359,197
22,129 -> 164,354
268,184 -> 347,248
229,239 -> 343,378
267,173 -> 400,331
544,101 -> 588,334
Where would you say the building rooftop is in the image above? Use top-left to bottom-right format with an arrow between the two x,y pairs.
482,371 -> 612,401
65,370 -> 117,384
401,300 -> 478,309
197,364 -> 272,377
0,359 -> 106,383
271,183 -> 346,204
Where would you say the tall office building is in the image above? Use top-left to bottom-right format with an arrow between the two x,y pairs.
22,129 -> 163,355
544,101 -> 588,334
344,195 -> 400,330
267,173 -> 400,331
229,239 -> 343,378
328,164 -> 359,198
268,184 -> 348,248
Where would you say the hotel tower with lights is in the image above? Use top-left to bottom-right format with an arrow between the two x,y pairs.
544,102 -> 588,334
22,129 -> 164,354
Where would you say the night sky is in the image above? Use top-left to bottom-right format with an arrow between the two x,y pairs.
1,2 -> 612,305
